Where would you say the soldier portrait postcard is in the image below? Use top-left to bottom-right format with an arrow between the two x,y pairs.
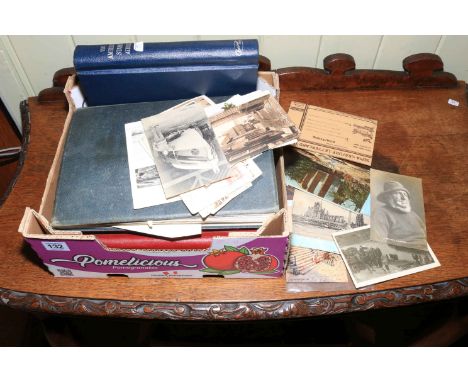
333,226 -> 440,288
370,169 -> 427,251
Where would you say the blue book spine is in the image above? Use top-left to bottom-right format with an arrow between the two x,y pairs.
73,40 -> 259,106
74,40 -> 259,70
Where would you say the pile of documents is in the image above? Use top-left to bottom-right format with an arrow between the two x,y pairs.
284,103 -> 440,290
84,90 -> 298,237
125,91 -> 297,219
51,89 -> 294,236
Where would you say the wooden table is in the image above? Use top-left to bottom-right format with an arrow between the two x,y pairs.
0,53 -> 467,321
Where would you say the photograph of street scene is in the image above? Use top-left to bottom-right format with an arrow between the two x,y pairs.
333,227 -> 439,288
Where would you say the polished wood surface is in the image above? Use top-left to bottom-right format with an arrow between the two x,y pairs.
0,99 -> 21,204
0,54 -> 467,320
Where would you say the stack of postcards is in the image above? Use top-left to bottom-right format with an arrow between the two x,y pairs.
284,103 -> 440,290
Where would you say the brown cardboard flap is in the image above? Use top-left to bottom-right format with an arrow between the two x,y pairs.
39,75 -> 77,221
21,207 -> 93,240
256,208 -> 287,237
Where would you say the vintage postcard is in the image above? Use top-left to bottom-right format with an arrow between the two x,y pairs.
181,159 -> 262,217
124,121 -> 180,209
286,246 -> 349,283
333,226 -> 439,288
288,102 -> 377,166
142,104 -> 231,198
285,147 -> 370,212
370,169 -> 427,250
210,93 -> 299,164
292,189 -> 369,250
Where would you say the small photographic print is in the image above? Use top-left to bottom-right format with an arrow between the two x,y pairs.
285,147 -> 370,212
370,169 -> 427,250
142,104 -> 230,198
135,165 -> 159,189
286,246 -> 349,283
333,226 -> 439,288
292,189 -> 369,246
124,122 -> 180,209
210,93 -> 299,164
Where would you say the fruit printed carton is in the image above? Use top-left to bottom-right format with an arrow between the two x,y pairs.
21,223 -> 289,278
19,73 -> 290,278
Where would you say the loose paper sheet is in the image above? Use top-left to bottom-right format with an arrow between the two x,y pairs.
288,102 -> 377,166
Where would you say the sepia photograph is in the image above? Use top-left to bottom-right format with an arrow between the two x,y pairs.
286,246 -> 349,283
142,104 -> 230,199
370,169 -> 427,250
125,121 -> 180,209
292,189 -> 369,245
333,226 -> 439,288
210,93 -> 299,164
285,147 -> 370,212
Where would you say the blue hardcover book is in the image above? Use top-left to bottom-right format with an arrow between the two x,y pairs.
51,97 -> 280,230
74,40 -> 259,106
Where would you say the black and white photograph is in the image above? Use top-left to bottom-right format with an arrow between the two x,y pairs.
370,169 -> 427,250
210,93 -> 299,164
135,165 -> 159,189
333,226 -> 440,288
124,122 -> 180,209
292,189 -> 369,243
142,104 -> 230,198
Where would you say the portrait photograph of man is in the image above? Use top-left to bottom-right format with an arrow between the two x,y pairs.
370,169 -> 427,250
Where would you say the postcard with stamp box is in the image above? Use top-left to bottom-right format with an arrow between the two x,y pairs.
288,102 -> 377,166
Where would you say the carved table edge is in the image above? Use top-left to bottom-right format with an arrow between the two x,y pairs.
0,278 -> 466,321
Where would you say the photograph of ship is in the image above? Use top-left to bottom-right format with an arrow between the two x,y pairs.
210,93 -> 299,164
333,226 -> 440,288
292,189 -> 369,242
285,147 -> 370,212
286,246 -> 348,283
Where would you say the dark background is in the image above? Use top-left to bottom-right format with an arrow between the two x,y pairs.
1,296 -> 466,346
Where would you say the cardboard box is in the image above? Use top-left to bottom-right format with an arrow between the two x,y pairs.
19,73 -> 290,278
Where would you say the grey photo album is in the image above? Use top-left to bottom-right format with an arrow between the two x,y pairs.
51,98 -> 280,230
